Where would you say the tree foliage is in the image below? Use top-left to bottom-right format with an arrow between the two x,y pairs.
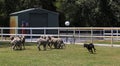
56,0 -> 120,27
0,0 -> 56,27
0,0 -> 120,27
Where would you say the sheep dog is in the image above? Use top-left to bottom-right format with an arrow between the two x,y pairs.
83,43 -> 96,54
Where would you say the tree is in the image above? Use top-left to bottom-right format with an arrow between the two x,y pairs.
40,0 -> 56,11
0,0 -> 57,27
57,0 -> 100,27
98,0 -> 117,26
56,0 -> 120,27
0,0 -> 120,27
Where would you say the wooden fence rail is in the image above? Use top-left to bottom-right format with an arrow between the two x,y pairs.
1,27 -> 120,46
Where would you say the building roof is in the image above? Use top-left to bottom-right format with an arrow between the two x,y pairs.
10,8 -> 59,15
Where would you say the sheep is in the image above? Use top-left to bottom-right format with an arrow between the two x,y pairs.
19,35 -> 26,49
10,36 -> 22,50
10,35 -> 15,40
10,35 -> 17,48
36,36 -> 50,51
49,36 -> 65,49
10,35 -> 25,50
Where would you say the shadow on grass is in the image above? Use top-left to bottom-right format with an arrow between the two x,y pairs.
0,42 -> 36,48
0,42 -> 11,48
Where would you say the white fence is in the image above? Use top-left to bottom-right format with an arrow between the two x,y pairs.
1,27 -> 120,45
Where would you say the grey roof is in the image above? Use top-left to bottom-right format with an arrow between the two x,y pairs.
10,8 -> 59,15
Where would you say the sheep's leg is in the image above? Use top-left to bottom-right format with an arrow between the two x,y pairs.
38,46 -> 41,51
19,44 -> 22,50
43,44 -> 46,50
37,43 -> 41,51
50,43 -> 53,49
54,43 -> 58,49
48,43 -> 52,49
23,39 -> 25,49
61,43 -> 65,49
57,43 -> 61,49
63,43 -> 66,48
60,42 -> 65,49
12,44 -> 16,50
11,43 -> 14,49
22,43 -> 25,50
16,45 -> 18,50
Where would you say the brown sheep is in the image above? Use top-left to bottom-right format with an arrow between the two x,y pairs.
19,35 -> 26,49
36,36 -> 50,51
10,36 -> 22,50
49,36 -> 65,49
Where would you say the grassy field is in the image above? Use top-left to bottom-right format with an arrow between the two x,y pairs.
0,42 -> 120,66
86,40 -> 120,45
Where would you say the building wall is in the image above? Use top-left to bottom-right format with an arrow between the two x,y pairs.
18,13 -> 29,27
10,16 -> 18,34
29,13 -> 48,27
10,8 -> 59,34
16,9 -> 58,27
48,13 -> 59,27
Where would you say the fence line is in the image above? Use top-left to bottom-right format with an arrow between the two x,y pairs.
1,27 -> 120,46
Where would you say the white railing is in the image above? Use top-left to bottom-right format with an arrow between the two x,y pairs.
1,27 -> 120,45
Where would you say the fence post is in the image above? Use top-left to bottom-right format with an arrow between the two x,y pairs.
58,27 -> 60,38
30,29 -> 32,42
91,27 -> 93,43
73,27 -> 75,44
15,27 -> 18,36
111,28 -> 113,47
44,27 -> 46,36
117,29 -> 118,41
79,30 -> 81,43
1,28 -> 3,40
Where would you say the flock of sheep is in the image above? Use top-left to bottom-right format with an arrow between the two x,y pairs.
10,35 -> 96,54
10,35 -> 65,51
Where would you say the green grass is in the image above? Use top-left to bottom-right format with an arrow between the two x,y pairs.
87,40 -> 120,45
0,42 -> 120,66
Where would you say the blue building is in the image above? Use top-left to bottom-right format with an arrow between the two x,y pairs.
10,8 -> 59,34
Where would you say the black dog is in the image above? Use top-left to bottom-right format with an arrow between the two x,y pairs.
84,43 -> 96,54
